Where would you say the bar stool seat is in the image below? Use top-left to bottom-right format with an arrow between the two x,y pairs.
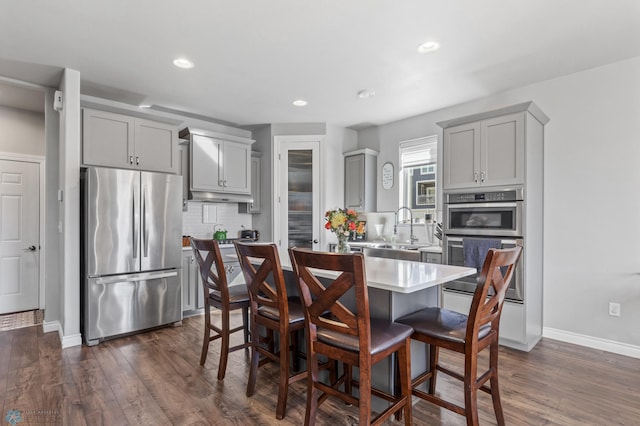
317,318 -> 413,355
397,307 -> 491,345
209,284 -> 250,304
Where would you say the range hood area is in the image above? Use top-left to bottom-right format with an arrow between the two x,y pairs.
189,190 -> 253,204
180,127 -> 255,204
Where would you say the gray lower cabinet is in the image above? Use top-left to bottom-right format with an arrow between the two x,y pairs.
344,148 -> 378,212
182,250 -> 204,313
82,108 -> 179,173
421,251 -> 442,264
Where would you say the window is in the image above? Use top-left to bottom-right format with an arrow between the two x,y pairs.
399,136 -> 437,222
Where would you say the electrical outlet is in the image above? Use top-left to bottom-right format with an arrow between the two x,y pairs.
609,302 -> 621,317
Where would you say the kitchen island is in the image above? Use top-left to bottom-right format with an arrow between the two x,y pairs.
286,255 -> 474,408
235,249 -> 475,412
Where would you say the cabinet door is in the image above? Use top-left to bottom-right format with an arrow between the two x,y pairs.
222,141 -> 250,193
443,122 -> 481,189
135,119 -> 179,173
181,253 -> 196,312
423,252 -> 442,264
249,154 -> 261,213
345,154 -> 365,210
481,112 -> 524,187
82,109 -> 135,169
191,134 -> 223,191
178,143 -> 189,211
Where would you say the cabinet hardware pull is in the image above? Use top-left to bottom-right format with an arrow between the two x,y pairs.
136,156 -> 140,165
129,155 -> 134,165
474,172 -> 479,183
480,171 -> 486,182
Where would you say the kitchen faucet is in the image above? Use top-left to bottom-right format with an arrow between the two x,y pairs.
394,206 -> 418,245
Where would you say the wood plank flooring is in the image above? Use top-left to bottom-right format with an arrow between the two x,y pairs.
1,313 -> 638,425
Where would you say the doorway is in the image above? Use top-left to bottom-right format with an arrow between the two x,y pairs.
0,159 -> 40,314
273,136 -> 321,251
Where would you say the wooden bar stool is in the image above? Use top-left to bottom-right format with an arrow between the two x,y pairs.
235,241 -> 306,420
395,245 -> 522,426
190,238 -> 251,380
289,248 -> 413,426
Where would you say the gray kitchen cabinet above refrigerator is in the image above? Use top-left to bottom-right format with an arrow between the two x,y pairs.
82,108 -> 179,174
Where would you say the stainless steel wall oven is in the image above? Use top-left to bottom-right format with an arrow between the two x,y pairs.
443,188 -> 524,302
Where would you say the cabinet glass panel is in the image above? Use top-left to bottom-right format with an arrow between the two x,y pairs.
288,150 -> 313,248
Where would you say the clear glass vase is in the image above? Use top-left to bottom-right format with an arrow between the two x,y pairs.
335,233 -> 350,253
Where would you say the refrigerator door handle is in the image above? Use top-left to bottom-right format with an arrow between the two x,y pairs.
143,185 -> 148,258
94,270 -> 179,285
132,191 -> 138,258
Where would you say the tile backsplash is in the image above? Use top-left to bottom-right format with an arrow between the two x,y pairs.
182,202 -> 253,239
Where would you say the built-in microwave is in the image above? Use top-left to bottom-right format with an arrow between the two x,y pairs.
444,188 -> 523,237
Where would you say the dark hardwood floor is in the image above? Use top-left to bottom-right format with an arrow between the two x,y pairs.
1,313 -> 639,425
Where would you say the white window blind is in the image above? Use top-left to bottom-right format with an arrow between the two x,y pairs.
400,135 -> 437,167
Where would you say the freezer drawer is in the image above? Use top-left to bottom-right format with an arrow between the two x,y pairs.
84,270 -> 181,344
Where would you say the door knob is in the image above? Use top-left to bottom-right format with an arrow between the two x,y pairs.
309,239 -> 318,244
23,245 -> 36,252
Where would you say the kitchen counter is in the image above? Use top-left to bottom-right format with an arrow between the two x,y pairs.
225,249 -> 472,294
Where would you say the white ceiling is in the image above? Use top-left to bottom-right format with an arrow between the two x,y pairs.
1,1 -> 639,128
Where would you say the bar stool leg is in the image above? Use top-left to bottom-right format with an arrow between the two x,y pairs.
217,310 -> 231,380
200,306 -> 211,366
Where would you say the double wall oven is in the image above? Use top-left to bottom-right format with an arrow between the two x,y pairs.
443,188 -> 524,302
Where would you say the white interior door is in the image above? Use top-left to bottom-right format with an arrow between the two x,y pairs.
0,160 -> 40,314
274,138 -> 321,251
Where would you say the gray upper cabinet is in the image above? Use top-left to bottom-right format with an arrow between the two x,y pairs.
439,103 -> 549,190
191,134 -> 251,194
344,149 -> 378,212
238,151 -> 262,214
82,108 -> 179,174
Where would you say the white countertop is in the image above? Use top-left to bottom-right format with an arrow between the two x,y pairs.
281,256 -> 473,294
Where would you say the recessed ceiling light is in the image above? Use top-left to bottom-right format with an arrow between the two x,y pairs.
138,103 -> 152,109
417,41 -> 440,53
357,89 -> 376,99
173,58 -> 195,69
293,99 -> 308,107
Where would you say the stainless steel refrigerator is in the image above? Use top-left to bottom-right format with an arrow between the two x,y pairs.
81,167 -> 182,345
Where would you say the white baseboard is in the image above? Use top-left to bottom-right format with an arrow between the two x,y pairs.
61,333 -> 82,348
41,320 -> 82,348
42,320 -> 60,334
543,327 -> 640,359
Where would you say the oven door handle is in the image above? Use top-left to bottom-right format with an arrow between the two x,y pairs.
446,236 -> 522,246
446,202 -> 519,209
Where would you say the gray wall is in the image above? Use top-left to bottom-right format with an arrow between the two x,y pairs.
358,56 -> 640,350
0,105 -> 44,155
